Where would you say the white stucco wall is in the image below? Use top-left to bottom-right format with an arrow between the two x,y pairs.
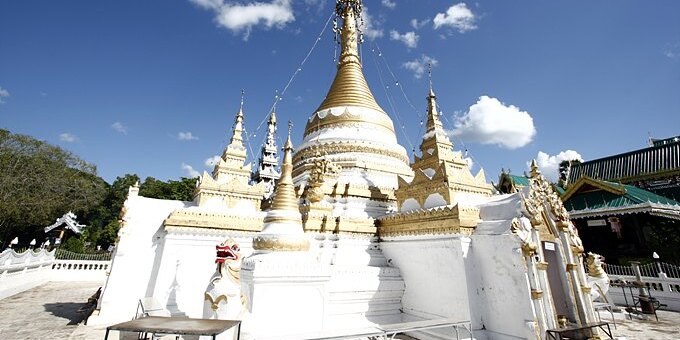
380,235 -> 472,338
148,232 -> 255,319
466,234 -> 535,340
89,195 -> 187,325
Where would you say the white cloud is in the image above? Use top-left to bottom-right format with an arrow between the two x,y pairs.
204,155 -> 221,167
410,18 -> 430,30
450,96 -> 536,149
381,0 -> 396,9
389,30 -> 419,48
59,133 -> 78,143
111,122 -> 128,134
664,42 -> 680,60
178,131 -> 199,141
181,163 -> 201,178
530,150 -> 583,182
402,54 -> 438,79
0,86 -> 9,104
359,7 -> 383,40
189,0 -> 295,41
433,3 -> 477,33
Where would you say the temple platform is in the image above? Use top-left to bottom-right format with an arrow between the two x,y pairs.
2,281 -> 680,339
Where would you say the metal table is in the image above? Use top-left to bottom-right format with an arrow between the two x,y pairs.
104,316 -> 241,340
546,321 -> 612,340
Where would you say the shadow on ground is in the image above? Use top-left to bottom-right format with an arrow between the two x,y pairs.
43,302 -> 88,325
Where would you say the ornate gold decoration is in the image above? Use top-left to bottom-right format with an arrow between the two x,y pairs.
580,286 -> 592,294
293,141 -> 411,169
164,210 -> 264,231
252,235 -> 309,251
536,261 -> 549,270
511,217 -> 537,256
305,152 -> 341,203
531,289 -> 544,300
379,205 -> 479,237
204,293 -> 228,311
522,160 -> 586,253
566,263 -> 577,271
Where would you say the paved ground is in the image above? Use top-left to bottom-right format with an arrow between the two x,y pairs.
0,281 -> 102,340
1,281 -> 679,339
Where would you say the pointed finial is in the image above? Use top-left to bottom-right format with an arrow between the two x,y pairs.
530,159 -> 541,178
240,89 -> 245,112
427,63 -> 436,97
285,120 -> 293,148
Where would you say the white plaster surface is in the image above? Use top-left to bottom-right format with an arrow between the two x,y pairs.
380,236 -> 472,339
89,195 -> 187,325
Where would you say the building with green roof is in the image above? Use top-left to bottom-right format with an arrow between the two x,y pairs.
562,176 -> 680,264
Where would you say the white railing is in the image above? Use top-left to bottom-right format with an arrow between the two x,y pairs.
51,260 -> 111,282
0,248 -> 56,300
0,248 -> 55,268
0,248 -> 111,300
602,262 -> 680,312
604,262 -> 680,279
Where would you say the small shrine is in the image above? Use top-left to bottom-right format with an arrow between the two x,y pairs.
44,211 -> 86,246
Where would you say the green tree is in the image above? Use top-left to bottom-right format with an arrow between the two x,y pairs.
139,176 -> 195,201
558,159 -> 582,188
0,129 -> 108,248
81,174 -> 139,248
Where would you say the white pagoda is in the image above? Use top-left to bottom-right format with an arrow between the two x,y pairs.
91,1 -> 600,339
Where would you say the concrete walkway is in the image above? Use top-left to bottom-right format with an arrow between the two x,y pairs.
0,281 -> 102,340
1,281 -> 680,339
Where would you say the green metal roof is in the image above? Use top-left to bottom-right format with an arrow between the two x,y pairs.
565,181 -> 680,212
509,174 -> 530,187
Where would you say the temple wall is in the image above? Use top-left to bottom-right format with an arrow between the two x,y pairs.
466,234 -> 536,340
89,195 -> 187,325
149,231 -> 255,318
380,235 -> 471,338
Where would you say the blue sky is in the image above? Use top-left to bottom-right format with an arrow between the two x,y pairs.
1,0 -> 679,184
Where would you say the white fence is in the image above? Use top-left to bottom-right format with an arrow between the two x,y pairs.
603,262 -> 680,312
0,248 -> 111,300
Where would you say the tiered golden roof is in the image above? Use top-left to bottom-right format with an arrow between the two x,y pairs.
394,84 -> 492,211
304,0 -> 394,137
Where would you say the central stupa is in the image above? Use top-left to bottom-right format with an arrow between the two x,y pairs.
293,0 -> 413,208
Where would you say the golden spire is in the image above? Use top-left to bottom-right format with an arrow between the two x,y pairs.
425,63 -> 444,134
230,90 -> 245,147
254,121 -> 309,251
267,121 -> 297,213
314,0 -> 383,112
